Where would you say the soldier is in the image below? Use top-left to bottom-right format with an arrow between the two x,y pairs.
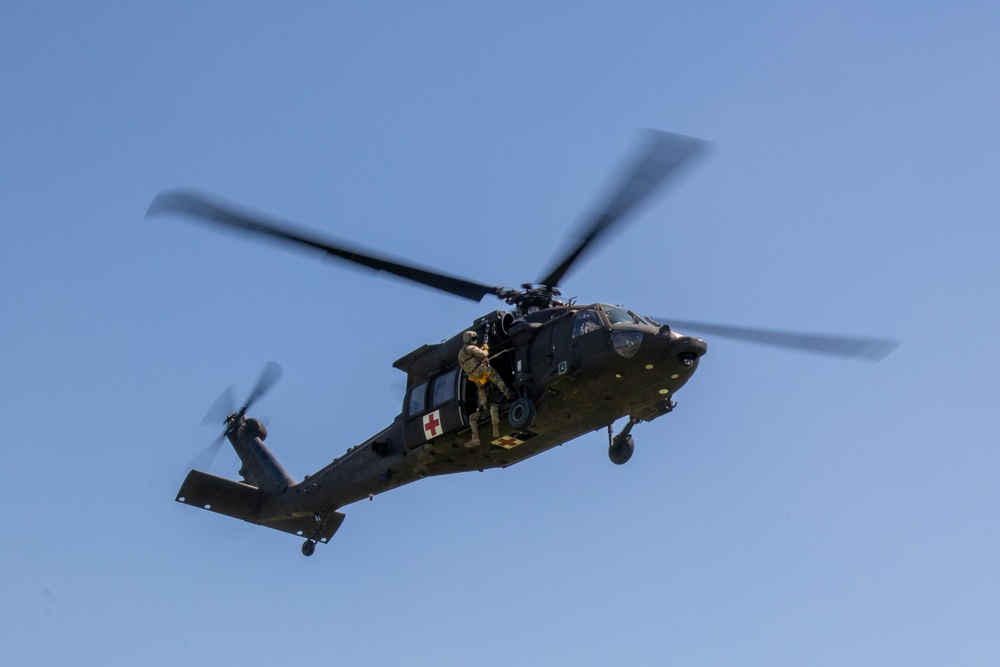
458,330 -> 512,446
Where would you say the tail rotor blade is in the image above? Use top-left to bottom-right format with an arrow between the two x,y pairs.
240,361 -> 283,414
187,435 -> 225,472
202,385 -> 236,426
191,363 -> 282,472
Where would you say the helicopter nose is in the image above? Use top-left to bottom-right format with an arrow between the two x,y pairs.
657,324 -> 707,353
673,335 -> 707,366
678,335 -> 707,355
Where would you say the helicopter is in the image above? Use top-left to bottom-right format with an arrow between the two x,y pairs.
148,130 -> 898,557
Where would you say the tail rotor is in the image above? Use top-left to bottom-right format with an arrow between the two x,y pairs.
188,362 -> 283,471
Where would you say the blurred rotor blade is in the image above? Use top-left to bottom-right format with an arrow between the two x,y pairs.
662,319 -> 900,362
240,361 -> 283,414
202,385 -> 236,426
146,190 -> 500,302
188,435 -> 225,472
539,130 -> 707,288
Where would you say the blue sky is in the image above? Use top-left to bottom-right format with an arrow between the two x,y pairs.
3,3 -> 999,665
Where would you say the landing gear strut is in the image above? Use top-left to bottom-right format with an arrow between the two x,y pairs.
301,539 -> 316,557
608,419 -> 637,465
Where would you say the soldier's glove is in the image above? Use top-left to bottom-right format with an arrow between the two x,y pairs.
483,343 -> 489,354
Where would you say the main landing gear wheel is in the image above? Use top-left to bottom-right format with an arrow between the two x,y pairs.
301,539 -> 316,557
508,398 -> 537,429
608,434 -> 635,465
608,418 -> 638,465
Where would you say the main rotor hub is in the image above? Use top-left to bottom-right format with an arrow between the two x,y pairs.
496,284 -> 564,317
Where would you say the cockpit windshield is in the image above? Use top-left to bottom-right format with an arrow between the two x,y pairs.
601,305 -> 637,325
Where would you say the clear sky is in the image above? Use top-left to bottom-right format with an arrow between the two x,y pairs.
3,3 -> 999,665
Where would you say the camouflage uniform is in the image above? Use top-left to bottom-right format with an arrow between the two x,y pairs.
458,331 -> 512,446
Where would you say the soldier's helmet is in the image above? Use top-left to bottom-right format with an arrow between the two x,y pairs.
463,331 -> 478,344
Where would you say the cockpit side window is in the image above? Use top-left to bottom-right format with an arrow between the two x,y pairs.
573,309 -> 604,338
407,381 -> 428,416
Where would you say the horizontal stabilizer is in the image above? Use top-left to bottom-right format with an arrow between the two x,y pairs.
177,470 -> 264,520
260,512 -> 346,543
176,470 -> 346,542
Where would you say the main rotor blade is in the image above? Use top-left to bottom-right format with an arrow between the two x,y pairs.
661,318 -> 900,362
146,190 -> 500,302
539,130 -> 707,288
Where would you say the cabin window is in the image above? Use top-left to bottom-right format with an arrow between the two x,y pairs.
572,309 -> 604,338
407,381 -> 428,416
432,369 -> 458,407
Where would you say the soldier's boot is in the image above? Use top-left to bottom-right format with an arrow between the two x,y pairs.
466,412 -> 481,447
490,404 -> 501,438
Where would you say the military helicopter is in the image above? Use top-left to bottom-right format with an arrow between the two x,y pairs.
148,130 -> 897,557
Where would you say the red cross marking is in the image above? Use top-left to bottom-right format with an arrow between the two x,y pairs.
423,411 -> 442,439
